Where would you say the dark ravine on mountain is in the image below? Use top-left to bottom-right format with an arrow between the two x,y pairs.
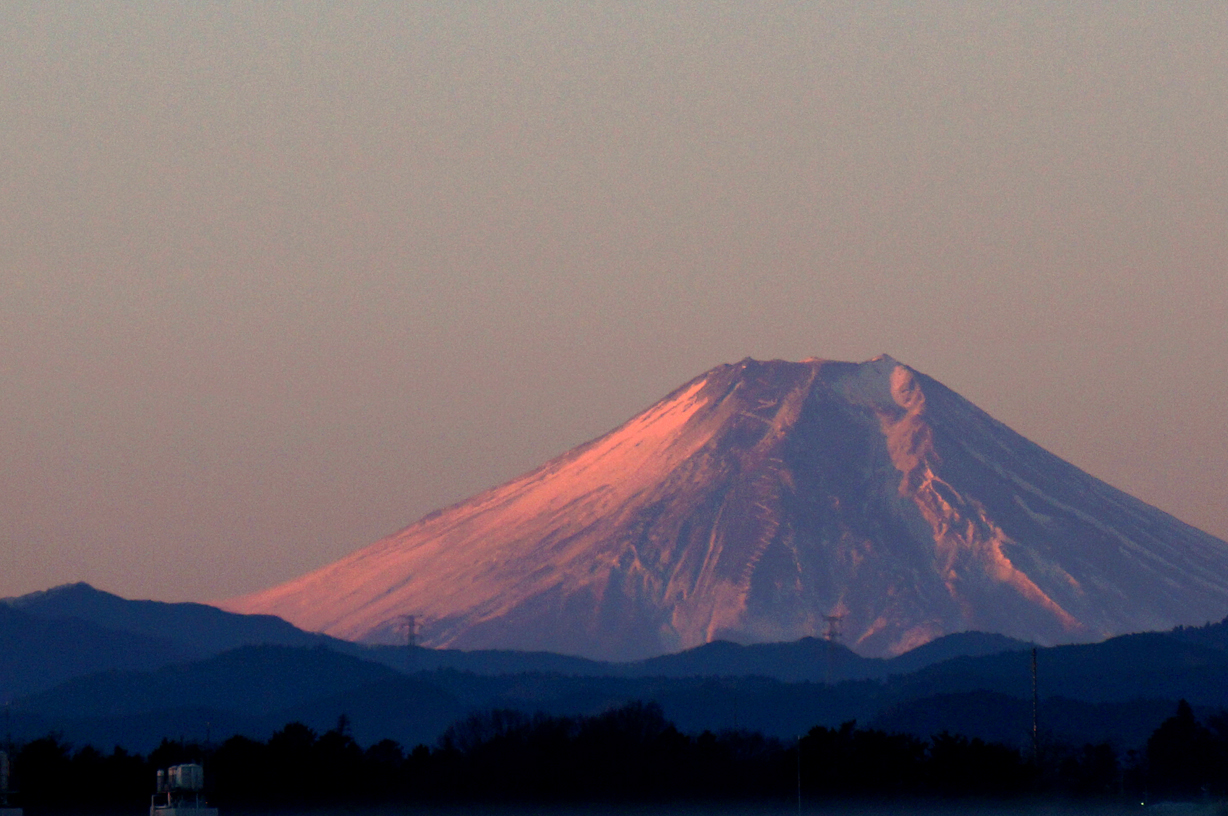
223,355 -> 1228,660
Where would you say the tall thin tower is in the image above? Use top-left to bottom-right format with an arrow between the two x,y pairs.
1030,647 -> 1039,763
396,615 -> 418,673
397,615 -> 418,648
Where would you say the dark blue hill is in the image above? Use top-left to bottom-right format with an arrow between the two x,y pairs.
10,644 -> 399,719
11,626 -> 1228,754
6,644 -> 461,752
625,637 -> 874,680
892,632 -> 1228,706
366,643 -> 612,676
869,690 -> 1180,749
619,631 -> 1030,680
28,706 -> 263,755
2,583 -> 1047,692
8,581 -> 1228,756
883,631 -> 1032,675
0,603 -> 190,701
13,677 -> 465,755
374,630 -> 1029,681
5,582 -> 337,655
1168,615 -> 1228,651
271,675 -> 464,750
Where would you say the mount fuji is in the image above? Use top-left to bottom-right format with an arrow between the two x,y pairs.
221,356 -> 1228,660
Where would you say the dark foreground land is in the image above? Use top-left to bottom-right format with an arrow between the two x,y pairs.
5,700 -> 1227,813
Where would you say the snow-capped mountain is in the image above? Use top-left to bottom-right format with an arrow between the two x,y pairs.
221,356 -> 1228,660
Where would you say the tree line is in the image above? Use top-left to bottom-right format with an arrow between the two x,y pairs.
5,699 -> 1227,810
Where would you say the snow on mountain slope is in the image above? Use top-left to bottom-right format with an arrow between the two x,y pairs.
221,356 -> 1228,660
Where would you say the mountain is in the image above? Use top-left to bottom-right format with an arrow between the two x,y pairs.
5,582 -> 336,655
6,644 -> 464,752
892,631 -> 1228,706
0,603 -> 190,701
883,631 -> 1032,676
222,355 -> 1228,660
628,637 -> 871,681
13,644 -> 399,720
0,581 -> 367,699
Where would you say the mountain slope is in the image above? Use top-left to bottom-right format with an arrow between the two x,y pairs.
222,356 -> 1228,660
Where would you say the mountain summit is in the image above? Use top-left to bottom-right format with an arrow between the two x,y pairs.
222,356 -> 1228,659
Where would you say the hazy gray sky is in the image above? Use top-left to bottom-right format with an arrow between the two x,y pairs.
3,2 -> 1226,602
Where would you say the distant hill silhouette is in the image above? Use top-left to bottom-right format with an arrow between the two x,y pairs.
892,631 -> 1228,705
1168,615 -> 1228,651
0,603 -> 190,700
868,691 -> 1180,748
9,581 -> 1228,754
13,644 -> 398,719
1,582 -> 370,699
616,631 -> 1032,681
625,637 -> 874,680
881,631 -> 1032,675
9,618 -> 1228,753
6,644 -> 462,752
3,583 -> 1041,697
7,582 -> 337,654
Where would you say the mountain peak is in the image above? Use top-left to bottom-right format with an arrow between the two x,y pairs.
223,356 -> 1228,660
4,581 -> 109,607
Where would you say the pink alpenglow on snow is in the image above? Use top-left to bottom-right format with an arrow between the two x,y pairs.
221,356 -> 1228,660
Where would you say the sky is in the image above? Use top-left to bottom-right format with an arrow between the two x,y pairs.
2,2 -> 1226,603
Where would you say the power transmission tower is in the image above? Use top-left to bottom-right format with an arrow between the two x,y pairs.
396,614 -> 418,648
395,615 -> 419,673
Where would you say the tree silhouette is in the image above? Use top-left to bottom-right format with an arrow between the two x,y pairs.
1147,699 -> 1214,798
